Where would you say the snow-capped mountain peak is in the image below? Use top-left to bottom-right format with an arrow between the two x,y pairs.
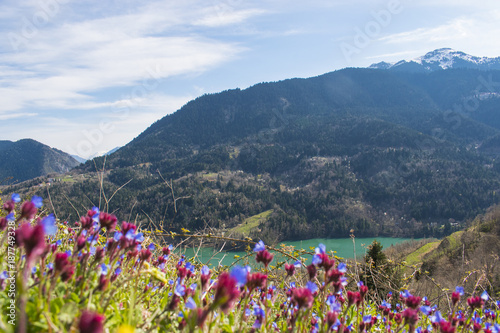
369,48 -> 500,72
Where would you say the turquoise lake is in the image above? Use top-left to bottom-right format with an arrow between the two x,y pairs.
176,237 -> 417,267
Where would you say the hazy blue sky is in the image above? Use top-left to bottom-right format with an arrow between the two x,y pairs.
1,0 -> 500,158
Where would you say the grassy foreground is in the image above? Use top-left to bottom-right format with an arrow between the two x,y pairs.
1,193 -> 499,332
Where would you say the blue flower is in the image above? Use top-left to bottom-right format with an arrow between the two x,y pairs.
253,240 -> 265,252
230,265 -> 247,286
481,291 -> 489,301
190,283 -> 197,291
32,266 -> 37,274
253,305 -> 265,317
11,193 -> 21,203
326,296 -> 341,312
363,315 -> 372,324
0,271 -> 8,279
293,260 -> 301,268
134,233 -> 144,243
315,243 -> 326,254
56,240 -> 62,246
337,262 -> 347,272
113,232 -> 123,242
455,286 -> 464,295
186,297 -> 197,310
31,195 -> 43,208
306,281 -> 318,293
87,235 -> 98,246
290,282 -> 296,289
39,214 -> 57,235
400,290 -> 411,298
357,281 -> 364,287
185,262 -> 195,273
6,213 -> 14,222
312,254 -> 322,265
430,311 -> 443,323
100,264 -> 108,275
382,300 -> 391,309
115,268 -> 122,275
175,284 -> 186,297
201,265 -> 210,276
147,243 -> 155,251
420,306 -> 432,316
65,250 -> 71,256
245,308 -> 251,317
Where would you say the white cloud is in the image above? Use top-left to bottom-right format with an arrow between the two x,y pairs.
0,2 -> 254,118
378,18 -> 474,44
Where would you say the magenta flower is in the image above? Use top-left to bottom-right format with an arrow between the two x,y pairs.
255,249 -> 274,268
20,201 -> 37,220
3,199 -> 15,213
213,272 -> 240,313
15,223 -> 46,264
292,287 -> 314,310
98,212 -> 117,232
406,295 -> 422,309
284,263 -> 295,276
306,264 -> 317,280
246,272 -> 267,292
78,310 -> 104,333
467,296 -> 483,309
139,249 -> 152,262
54,252 -> 70,272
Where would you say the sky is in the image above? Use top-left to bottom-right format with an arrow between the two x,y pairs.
1,0 -> 500,159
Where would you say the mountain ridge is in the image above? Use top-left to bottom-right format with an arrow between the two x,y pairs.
369,48 -> 500,72
0,139 -> 80,184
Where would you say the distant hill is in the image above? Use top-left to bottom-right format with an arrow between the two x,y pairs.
9,65 -> 500,243
401,205 -> 500,294
370,48 -> 500,72
0,139 -> 79,184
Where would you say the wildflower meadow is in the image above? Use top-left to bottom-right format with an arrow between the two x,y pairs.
1,193 -> 499,332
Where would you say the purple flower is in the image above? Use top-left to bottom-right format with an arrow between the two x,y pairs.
253,240 -> 265,252
186,297 -> 197,310
315,243 -> 326,254
175,284 -> 186,297
306,281 -> 318,293
312,254 -> 322,265
230,265 -> 247,286
100,264 -> 108,275
113,232 -> 123,242
430,311 -> 443,323
420,306 -> 432,316
12,193 -> 21,203
40,214 -> 57,235
31,195 -> 43,208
